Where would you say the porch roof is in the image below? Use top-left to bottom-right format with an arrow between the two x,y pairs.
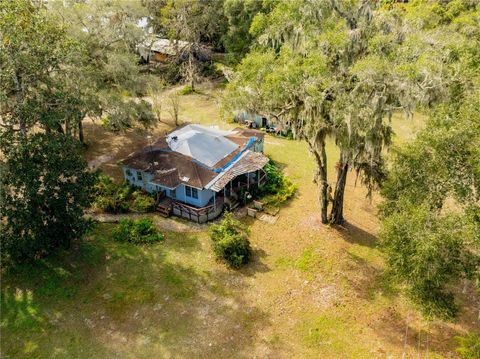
206,150 -> 269,192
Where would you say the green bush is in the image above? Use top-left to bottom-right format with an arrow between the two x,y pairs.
209,213 -> 251,268
131,191 -> 156,212
259,160 -> 297,207
456,333 -> 480,359
92,175 -> 155,214
113,218 -> 164,244
178,85 -> 194,95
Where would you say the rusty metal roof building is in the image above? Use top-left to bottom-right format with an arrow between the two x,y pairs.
121,124 -> 268,191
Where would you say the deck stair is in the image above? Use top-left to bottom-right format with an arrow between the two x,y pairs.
230,199 -> 240,211
156,197 -> 172,217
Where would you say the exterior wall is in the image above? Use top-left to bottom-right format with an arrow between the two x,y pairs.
122,166 -> 154,190
175,184 -> 214,207
252,138 -> 264,153
122,166 -> 214,208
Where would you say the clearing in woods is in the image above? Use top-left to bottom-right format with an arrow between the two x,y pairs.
2,82 -> 478,358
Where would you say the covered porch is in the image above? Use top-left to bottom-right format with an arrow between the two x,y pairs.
208,150 -> 269,211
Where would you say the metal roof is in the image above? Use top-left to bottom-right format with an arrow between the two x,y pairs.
121,124 -> 268,190
207,150 -> 269,192
138,38 -> 190,56
167,124 -> 238,167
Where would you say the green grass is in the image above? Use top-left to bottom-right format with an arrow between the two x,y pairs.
297,313 -> 371,358
1,224 -> 194,357
1,223 -> 269,358
3,82 -> 477,358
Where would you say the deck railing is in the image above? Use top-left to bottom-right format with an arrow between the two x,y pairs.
171,197 -> 224,223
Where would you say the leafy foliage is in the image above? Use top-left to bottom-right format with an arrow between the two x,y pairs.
259,160 -> 297,207
178,85 -> 195,95
235,159 -> 296,207
380,94 -> 480,318
0,0 -> 87,136
113,218 -> 164,245
148,0 -> 226,89
224,0 -> 445,224
380,203 -> 477,318
93,175 -> 133,214
222,0 -> 272,60
92,175 -> 155,214
0,134 -> 96,264
456,333 -> 480,359
209,213 -> 251,268
131,192 -> 156,213
47,0 -> 158,135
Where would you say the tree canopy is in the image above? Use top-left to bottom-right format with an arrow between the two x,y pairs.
379,0 -> 480,318
0,1 -> 97,264
224,0 -> 443,224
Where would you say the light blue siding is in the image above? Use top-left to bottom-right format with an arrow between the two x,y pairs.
176,184 -> 214,207
122,166 -> 154,190
122,166 -> 214,208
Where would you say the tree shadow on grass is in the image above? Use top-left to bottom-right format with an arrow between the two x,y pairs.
240,248 -> 271,277
344,251 -> 398,301
96,237 -> 273,358
1,223 -> 273,358
341,240 -> 478,357
164,231 -> 204,254
1,237 -> 113,358
335,221 -> 378,248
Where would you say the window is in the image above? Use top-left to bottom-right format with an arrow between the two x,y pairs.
126,169 -> 132,177
191,187 -> 198,199
185,186 -> 198,199
170,189 -> 176,199
137,171 -> 143,181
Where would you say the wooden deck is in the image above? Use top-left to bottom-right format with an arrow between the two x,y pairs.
171,196 -> 225,223
156,195 -> 226,222
156,197 -> 172,217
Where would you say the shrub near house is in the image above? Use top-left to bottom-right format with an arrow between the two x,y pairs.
239,159 -> 297,208
92,175 -> 155,214
260,159 -> 297,205
209,213 -> 251,268
113,218 -> 164,244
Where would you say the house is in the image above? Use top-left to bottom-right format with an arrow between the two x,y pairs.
121,124 -> 269,223
138,37 -> 211,64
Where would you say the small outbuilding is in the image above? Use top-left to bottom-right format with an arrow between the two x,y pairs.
138,37 -> 211,64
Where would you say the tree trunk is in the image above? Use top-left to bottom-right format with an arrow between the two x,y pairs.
189,53 -> 195,92
78,119 -> 84,144
65,119 -> 71,137
318,143 -> 329,224
330,153 -> 349,225
309,134 -> 329,224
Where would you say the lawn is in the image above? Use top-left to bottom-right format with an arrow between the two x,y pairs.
2,82 -> 478,358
